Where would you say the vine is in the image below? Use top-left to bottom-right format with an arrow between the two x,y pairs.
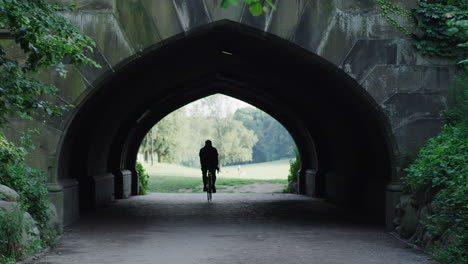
377,0 -> 468,64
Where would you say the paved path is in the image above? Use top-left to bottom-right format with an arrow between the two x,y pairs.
32,193 -> 436,264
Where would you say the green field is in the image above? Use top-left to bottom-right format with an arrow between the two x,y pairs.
141,159 -> 292,193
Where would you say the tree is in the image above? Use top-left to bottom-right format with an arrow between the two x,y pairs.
234,107 -> 295,163
0,0 -> 99,127
0,1 -> 98,261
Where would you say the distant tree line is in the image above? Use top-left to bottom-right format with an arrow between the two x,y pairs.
139,95 -> 295,167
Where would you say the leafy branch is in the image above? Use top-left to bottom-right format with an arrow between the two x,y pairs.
221,0 -> 276,17
0,0 -> 99,127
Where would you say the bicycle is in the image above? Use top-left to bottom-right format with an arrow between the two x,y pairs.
206,169 -> 214,202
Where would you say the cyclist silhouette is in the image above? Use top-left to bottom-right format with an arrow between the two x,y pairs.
199,140 -> 219,193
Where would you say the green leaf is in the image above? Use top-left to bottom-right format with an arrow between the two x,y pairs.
248,2 -> 263,16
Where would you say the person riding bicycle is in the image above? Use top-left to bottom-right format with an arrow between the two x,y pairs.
199,140 -> 219,193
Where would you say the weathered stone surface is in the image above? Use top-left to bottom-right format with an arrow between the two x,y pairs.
362,65 -> 450,105
0,200 -> 17,211
47,202 -> 61,231
382,92 -> 446,131
292,0 -> 336,53
0,39 -> 27,63
172,0 -> 211,32
341,40 -> 397,82
335,0 -> 378,11
317,12 -> 367,65
400,200 -> 418,237
34,65 -> 88,106
63,12 -> 134,67
76,48 -> 112,84
317,12 -> 411,65
23,212 -> 41,241
394,119 -> 443,154
116,0 -> 161,52
0,185 -> 19,202
205,0 -> 245,22
141,0 -> 184,40
268,0 -> 308,40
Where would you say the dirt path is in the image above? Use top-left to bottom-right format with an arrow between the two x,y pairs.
31,193 -> 436,264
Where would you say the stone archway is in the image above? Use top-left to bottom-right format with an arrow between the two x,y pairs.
1,1 -> 449,228
57,21 -> 395,226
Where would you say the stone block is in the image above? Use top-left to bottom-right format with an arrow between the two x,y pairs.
0,200 -> 18,211
0,184 -> 19,202
268,0 -> 308,40
0,39 -> 27,63
335,0 -> 378,11
93,173 -> 115,208
400,200 -> 418,237
385,183 -> 403,230
205,0 -> 245,22
304,169 -> 317,197
292,0 -> 336,53
1,119 -> 62,157
62,180 -> 79,226
141,0 -> 184,40
114,170 -> 132,199
394,119 -> 443,155
362,65 -> 450,105
172,0 -> 211,33
382,92 -> 446,130
75,48 -> 112,84
34,65 -> 88,106
63,12 -> 134,67
116,0 -> 161,52
341,40 -> 397,82
316,12 -> 367,65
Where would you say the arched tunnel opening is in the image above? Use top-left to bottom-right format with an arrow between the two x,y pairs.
135,93 -> 299,194
58,21 -> 394,225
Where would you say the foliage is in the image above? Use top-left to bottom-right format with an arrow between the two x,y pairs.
0,133 -> 55,260
283,149 -> 300,193
377,0 -> 413,35
413,0 -> 468,61
139,95 -> 260,167
0,205 -> 25,259
443,72 -> 468,125
136,162 -> 149,195
233,107 -> 295,164
221,0 -> 276,16
377,0 -> 468,64
0,0 -> 99,127
403,70 -> 468,264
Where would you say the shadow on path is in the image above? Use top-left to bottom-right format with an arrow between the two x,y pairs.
33,193 -> 436,264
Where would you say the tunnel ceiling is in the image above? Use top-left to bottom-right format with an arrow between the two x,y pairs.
59,22 -> 393,219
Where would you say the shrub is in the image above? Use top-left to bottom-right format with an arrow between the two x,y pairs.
136,162 -> 150,195
283,149 -> 300,193
0,133 -> 55,260
403,123 -> 467,264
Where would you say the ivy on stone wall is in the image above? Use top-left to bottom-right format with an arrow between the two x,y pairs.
377,0 -> 468,64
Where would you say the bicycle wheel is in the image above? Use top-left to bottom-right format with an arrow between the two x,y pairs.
207,171 -> 212,202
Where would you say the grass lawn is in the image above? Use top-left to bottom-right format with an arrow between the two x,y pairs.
147,175 -> 287,193
141,159 -> 291,193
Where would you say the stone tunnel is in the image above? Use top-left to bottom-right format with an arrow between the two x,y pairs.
0,0 -> 450,229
